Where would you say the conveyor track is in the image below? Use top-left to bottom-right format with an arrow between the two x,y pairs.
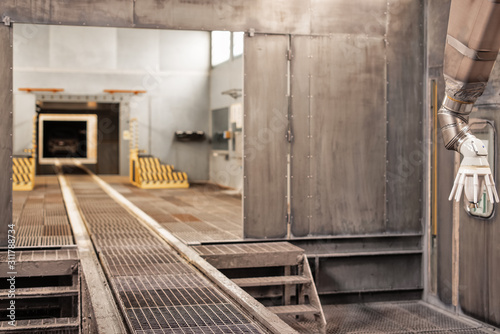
64,174 -> 269,334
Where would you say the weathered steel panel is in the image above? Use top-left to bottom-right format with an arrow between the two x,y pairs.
459,213 -> 488,323
243,34 -> 288,239
426,0 -> 451,68
386,0 -> 424,233
458,108 -> 500,328
290,35 -> 311,237
488,189 -> 500,327
3,0 -> 133,27
134,0 -> 310,34
317,254 -> 422,294
306,35 -> 386,235
0,26 -> 12,247
50,0 -> 134,27
435,74 -> 454,306
479,53 -> 500,105
0,1 -> 52,24
310,0 -> 387,36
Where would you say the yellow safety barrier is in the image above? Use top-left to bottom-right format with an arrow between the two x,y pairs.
128,118 -> 189,189
13,116 -> 36,191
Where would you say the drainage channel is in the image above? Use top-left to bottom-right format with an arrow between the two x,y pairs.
60,169 -> 293,334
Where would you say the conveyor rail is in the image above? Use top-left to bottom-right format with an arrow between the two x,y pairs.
63,171 -> 276,333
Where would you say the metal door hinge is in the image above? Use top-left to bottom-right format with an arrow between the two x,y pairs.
286,128 -> 293,142
3,16 -> 11,26
287,49 -> 292,61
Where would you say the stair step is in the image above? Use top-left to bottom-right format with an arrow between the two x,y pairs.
0,317 -> 79,332
0,286 -> 79,299
0,249 -> 79,277
233,275 -> 311,287
268,304 -> 319,316
194,242 -> 304,269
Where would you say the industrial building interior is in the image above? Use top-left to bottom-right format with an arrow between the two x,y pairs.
1,0 -> 500,333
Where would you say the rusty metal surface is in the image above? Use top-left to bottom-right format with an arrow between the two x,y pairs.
67,175 -> 267,333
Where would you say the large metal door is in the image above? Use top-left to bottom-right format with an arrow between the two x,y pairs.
243,34 -> 289,238
290,35 -> 387,236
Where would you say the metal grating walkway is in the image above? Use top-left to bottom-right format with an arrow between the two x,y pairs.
13,177 -> 74,247
66,175 -> 266,334
283,302 -> 494,334
102,176 -> 243,244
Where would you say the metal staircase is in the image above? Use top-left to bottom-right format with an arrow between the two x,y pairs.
0,249 -> 81,333
194,242 -> 326,332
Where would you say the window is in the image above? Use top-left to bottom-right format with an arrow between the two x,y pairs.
465,119 -> 496,218
211,31 -> 244,67
233,32 -> 244,57
211,31 -> 231,66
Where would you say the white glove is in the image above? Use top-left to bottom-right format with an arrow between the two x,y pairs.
449,136 -> 499,204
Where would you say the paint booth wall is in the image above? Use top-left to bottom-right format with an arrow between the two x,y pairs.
209,56 -> 244,190
13,24 -> 210,180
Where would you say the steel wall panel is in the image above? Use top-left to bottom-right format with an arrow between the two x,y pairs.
317,254 -> 422,294
435,73 -> 454,306
133,0 -> 310,34
290,36 -> 311,237
459,216 -> 488,323
310,0 -> 387,36
488,187 -> 500,327
1,0 -> 392,36
297,35 -> 386,236
0,1 -> 52,24
426,0 -> 451,68
385,0 -> 424,233
426,0 -> 453,306
243,34 -> 288,238
0,26 -> 13,247
459,108 -> 500,328
4,0 -> 134,27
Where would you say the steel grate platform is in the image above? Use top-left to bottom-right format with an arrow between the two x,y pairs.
283,302 -> 493,334
101,176 -> 243,243
66,175 -> 266,334
12,177 -> 74,248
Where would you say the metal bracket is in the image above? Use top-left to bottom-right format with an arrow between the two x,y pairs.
248,28 -> 255,37
2,16 -> 11,26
